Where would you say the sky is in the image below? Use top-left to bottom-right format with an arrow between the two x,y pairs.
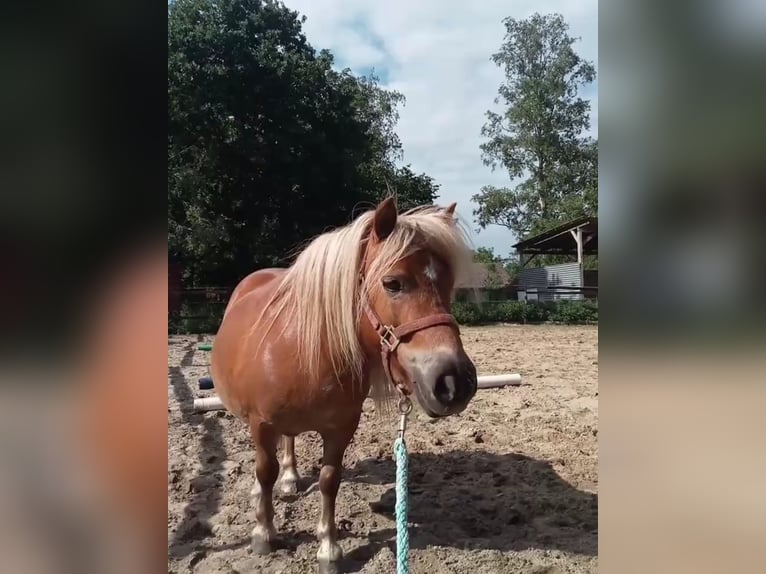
283,0 -> 598,258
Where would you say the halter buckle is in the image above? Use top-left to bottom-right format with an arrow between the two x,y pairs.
379,325 -> 400,351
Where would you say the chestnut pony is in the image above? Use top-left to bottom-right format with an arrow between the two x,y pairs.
210,198 -> 478,572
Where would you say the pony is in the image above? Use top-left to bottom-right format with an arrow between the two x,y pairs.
210,198 -> 478,573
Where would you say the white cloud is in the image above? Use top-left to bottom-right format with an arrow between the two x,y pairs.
285,0 -> 598,257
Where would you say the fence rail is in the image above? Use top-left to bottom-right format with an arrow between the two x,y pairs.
517,285 -> 598,301
168,285 -> 599,334
169,287 -> 231,334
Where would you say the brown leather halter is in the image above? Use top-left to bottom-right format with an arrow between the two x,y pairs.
360,281 -> 458,396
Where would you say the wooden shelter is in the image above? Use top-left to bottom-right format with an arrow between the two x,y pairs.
512,217 -> 598,300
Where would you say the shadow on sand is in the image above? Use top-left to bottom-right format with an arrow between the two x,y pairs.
168,340 -> 227,559
341,450 -> 597,570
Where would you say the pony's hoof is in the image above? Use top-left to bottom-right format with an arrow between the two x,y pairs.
250,525 -> 275,555
251,538 -> 272,555
278,469 -> 300,495
279,478 -> 298,495
317,541 -> 343,573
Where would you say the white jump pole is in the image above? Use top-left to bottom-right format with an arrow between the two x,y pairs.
192,373 -> 522,412
476,373 -> 522,389
193,397 -> 227,412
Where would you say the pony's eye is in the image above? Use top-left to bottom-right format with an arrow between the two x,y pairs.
382,277 -> 403,294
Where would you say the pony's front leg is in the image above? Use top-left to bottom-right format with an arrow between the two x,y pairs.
316,427 -> 356,574
249,418 -> 280,554
278,435 -> 300,494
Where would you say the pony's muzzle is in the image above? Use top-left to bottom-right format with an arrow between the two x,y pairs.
410,351 -> 477,417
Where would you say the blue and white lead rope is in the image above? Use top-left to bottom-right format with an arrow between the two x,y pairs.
394,397 -> 412,574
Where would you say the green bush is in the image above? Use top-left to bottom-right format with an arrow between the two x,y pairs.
452,301 -> 483,325
496,301 -> 519,322
169,298 -> 597,334
169,300 -> 225,334
549,299 -> 598,323
451,299 -> 597,326
495,301 -> 525,322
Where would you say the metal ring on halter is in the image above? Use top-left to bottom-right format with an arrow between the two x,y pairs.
397,396 -> 412,439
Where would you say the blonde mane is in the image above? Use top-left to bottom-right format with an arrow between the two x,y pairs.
252,203 -> 473,409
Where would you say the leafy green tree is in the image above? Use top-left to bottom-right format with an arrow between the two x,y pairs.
472,246 -> 508,288
384,166 -> 441,211
168,0 -> 438,286
473,246 -> 499,265
473,13 -> 597,242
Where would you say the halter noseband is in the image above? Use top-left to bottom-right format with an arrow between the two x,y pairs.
360,280 -> 458,396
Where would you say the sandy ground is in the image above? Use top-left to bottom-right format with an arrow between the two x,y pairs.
168,325 -> 598,573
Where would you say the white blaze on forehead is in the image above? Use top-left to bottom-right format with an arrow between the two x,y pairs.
424,255 -> 439,283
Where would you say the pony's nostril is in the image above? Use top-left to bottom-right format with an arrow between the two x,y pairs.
434,374 -> 457,403
467,362 -> 478,389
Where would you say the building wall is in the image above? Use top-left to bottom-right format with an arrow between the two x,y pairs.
518,262 -> 583,301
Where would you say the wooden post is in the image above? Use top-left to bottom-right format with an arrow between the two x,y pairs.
577,227 -> 584,299
519,253 -> 537,269
570,227 -> 584,299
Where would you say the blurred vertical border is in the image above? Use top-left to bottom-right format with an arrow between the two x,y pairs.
601,0 -> 766,572
0,0 -> 167,572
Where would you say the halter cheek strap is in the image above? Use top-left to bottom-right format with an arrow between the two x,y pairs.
361,295 -> 458,396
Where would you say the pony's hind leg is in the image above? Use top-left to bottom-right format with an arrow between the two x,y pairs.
249,418 -> 279,554
278,435 -> 300,494
251,435 -> 299,498
316,426 -> 356,574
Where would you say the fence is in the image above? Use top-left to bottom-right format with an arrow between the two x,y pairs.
169,287 -> 230,334
517,285 -> 598,301
169,285 -> 599,334
452,298 -> 598,325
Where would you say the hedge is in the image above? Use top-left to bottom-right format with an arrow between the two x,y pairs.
170,298 -> 597,334
452,299 -> 597,326
169,300 -> 225,334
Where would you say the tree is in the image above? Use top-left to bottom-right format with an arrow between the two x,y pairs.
472,246 -> 509,288
168,0 -> 438,286
473,13 -> 597,243
474,246 -> 499,266
384,166 -> 441,211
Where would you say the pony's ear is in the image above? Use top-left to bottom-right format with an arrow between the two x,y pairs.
373,197 -> 398,240
442,202 -> 458,225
